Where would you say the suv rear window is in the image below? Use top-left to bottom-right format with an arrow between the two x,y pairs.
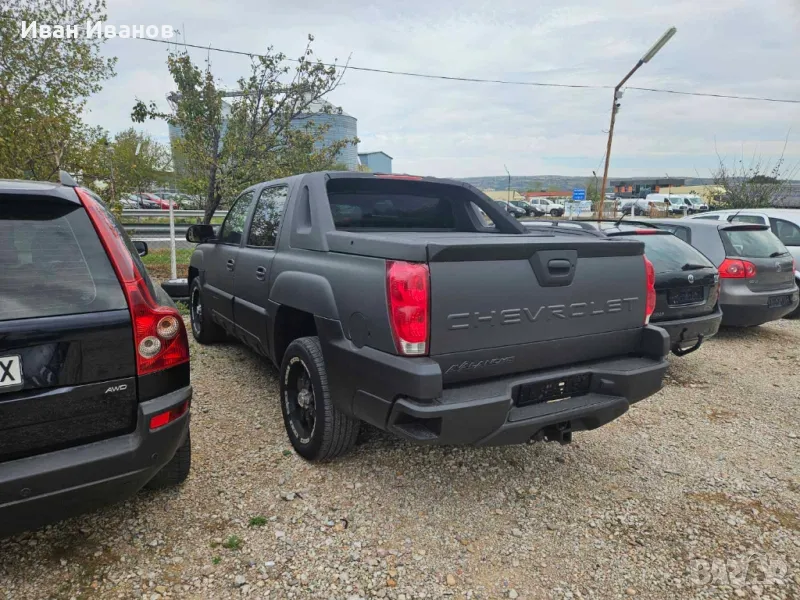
721,228 -> 788,259
0,196 -> 127,321
637,234 -> 714,274
327,179 -> 457,230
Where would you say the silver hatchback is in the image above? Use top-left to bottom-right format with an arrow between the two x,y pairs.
647,219 -> 799,326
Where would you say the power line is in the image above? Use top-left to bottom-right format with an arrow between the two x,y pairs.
134,37 -> 800,105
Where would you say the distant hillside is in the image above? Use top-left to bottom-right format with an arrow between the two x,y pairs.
455,175 -> 719,192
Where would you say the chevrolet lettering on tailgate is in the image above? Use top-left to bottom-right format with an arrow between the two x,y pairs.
446,298 -> 640,330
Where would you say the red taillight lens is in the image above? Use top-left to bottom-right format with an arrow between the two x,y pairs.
633,229 -> 659,235
386,261 -> 430,356
149,400 -> 189,430
644,255 -> 656,324
76,188 -> 190,375
719,258 -> 756,279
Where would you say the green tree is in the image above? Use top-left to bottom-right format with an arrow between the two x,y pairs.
0,0 -> 116,180
713,138 -> 798,209
133,36 -> 357,223
79,128 -> 171,206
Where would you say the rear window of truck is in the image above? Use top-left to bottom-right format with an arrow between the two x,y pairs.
0,196 -> 128,321
327,178 -> 457,230
720,228 -> 788,259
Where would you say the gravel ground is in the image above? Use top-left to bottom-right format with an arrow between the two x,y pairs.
1,320 -> 799,600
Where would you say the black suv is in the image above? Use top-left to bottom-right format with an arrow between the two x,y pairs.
0,176 -> 192,537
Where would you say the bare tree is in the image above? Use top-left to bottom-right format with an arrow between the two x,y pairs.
712,135 -> 799,209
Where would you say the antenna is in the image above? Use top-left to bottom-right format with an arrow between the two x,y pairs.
59,170 -> 78,187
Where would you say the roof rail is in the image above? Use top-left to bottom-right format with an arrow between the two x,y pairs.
59,170 -> 78,187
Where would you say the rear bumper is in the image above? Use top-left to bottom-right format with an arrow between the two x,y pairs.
318,318 -> 669,447
721,301 -> 799,327
387,355 -> 667,446
0,386 -> 191,537
720,287 -> 799,327
652,307 -> 722,354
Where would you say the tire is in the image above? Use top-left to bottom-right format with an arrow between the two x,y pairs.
279,336 -> 360,461
145,432 -> 191,490
550,209 -> 560,217
189,278 -> 225,344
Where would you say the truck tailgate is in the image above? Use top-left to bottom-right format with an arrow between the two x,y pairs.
427,236 -> 648,377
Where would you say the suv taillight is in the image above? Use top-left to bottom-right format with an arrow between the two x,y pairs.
719,258 -> 757,279
386,261 -> 430,356
76,188 -> 190,375
644,255 -> 656,324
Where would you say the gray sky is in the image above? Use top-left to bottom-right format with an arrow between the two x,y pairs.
85,0 -> 800,178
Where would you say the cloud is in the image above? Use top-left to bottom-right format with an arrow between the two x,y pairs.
82,0 -> 800,178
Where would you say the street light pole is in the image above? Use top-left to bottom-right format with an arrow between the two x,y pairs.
597,26 -> 677,220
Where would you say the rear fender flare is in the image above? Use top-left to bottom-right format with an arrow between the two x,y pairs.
270,271 -> 339,320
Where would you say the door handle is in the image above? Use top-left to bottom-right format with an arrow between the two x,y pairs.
226,258 -> 235,271
255,266 -> 267,281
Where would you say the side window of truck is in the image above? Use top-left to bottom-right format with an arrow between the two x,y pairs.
218,190 -> 255,245
248,186 -> 289,248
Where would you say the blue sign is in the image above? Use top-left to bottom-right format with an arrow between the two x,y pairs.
572,188 -> 586,201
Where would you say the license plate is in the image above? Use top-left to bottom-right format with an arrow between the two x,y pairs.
768,294 -> 793,308
0,355 -> 23,391
668,287 -> 704,306
516,373 -> 592,407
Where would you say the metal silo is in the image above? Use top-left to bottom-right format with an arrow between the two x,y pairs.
291,99 -> 358,170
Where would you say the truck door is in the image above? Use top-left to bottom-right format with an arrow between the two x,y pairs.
201,190 -> 255,332
233,185 -> 289,356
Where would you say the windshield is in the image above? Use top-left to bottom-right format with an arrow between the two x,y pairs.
688,197 -> 702,205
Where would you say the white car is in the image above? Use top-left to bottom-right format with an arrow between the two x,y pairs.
686,209 -> 800,312
528,198 -> 565,217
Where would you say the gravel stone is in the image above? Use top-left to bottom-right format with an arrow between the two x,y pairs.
1,319 -> 799,599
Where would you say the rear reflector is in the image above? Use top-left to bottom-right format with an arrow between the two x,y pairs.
149,400 -> 189,430
386,261 -> 430,356
719,258 -> 757,279
644,256 -> 656,324
76,188 -> 190,376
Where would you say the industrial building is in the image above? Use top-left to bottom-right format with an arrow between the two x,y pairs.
292,99 -> 358,170
168,95 -> 390,174
358,151 -> 393,173
611,178 -> 685,198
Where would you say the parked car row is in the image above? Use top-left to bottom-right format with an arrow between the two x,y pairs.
492,198 -> 565,218
1,171 -> 798,540
619,194 -> 709,216
120,192 -> 181,210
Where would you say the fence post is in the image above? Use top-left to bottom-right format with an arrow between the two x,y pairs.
169,201 -> 177,280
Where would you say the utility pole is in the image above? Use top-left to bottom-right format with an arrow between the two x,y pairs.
504,165 -> 511,209
597,27 -> 677,220
104,140 -> 117,206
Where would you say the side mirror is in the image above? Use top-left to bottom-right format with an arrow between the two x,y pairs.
132,240 -> 148,257
186,224 -> 216,243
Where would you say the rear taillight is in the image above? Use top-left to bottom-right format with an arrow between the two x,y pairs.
149,400 -> 190,430
386,261 -> 430,356
644,256 -> 656,324
76,188 -> 190,376
719,258 -> 757,279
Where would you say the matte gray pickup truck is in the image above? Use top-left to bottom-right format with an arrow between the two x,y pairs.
186,172 -> 669,460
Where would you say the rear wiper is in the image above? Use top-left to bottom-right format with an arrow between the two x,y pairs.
681,263 -> 708,270
769,251 -> 789,258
